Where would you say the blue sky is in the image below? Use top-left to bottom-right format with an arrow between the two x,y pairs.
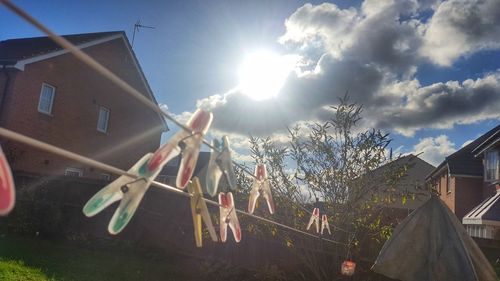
1,0 -> 499,166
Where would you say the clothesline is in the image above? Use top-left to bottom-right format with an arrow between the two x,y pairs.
0,127 -> 348,246
0,0 -> 352,234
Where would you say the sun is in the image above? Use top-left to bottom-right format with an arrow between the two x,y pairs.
238,50 -> 297,101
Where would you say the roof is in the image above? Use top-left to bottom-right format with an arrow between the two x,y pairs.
0,31 -> 168,131
463,190 -> 500,226
0,31 -> 123,63
349,154 -> 435,211
427,124 -> 500,179
160,151 -> 211,177
472,127 -> 500,157
159,151 -> 237,194
370,154 -> 436,209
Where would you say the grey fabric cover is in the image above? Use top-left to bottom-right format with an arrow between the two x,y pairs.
372,195 -> 498,281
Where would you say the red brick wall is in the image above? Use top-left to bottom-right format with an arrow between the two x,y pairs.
435,172 -> 456,213
454,177 -> 483,221
433,171 -> 484,221
0,37 -> 164,178
482,181 -> 498,200
432,171 -> 491,221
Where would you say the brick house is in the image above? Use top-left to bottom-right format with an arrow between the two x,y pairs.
0,31 -> 167,179
463,126 -> 500,239
426,125 -> 500,222
360,154 -> 435,223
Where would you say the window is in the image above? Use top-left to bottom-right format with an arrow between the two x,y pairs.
97,106 -> 110,133
485,150 -> 499,182
99,173 -> 111,181
155,175 -> 168,183
38,83 -> 55,114
65,167 -> 83,177
446,174 -> 451,194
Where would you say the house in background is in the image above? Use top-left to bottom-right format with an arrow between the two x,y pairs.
426,125 -> 499,222
0,31 -> 167,179
463,126 -> 500,239
364,154 -> 435,220
158,151 -> 223,193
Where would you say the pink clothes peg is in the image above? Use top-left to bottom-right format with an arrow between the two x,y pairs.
248,164 -> 275,214
219,192 -> 241,243
321,214 -> 331,235
147,109 -> 213,189
0,146 -> 15,216
83,109 -> 212,234
341,260 -> 356,276
307,207 -> 320,233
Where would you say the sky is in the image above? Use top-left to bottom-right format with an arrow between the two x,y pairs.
1,0 -> 499,167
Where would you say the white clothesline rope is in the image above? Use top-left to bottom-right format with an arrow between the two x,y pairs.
0,127 -> 347,246
0,0 -> 351,237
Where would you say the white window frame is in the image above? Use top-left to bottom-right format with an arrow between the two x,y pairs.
446,174 -> 451,194
97,106 -> 110,133
65,167 -> 83,177
484,149 -> 499,182
38,83 -> 56,115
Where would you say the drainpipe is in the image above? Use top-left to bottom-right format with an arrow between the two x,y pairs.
0,64 -> 12,124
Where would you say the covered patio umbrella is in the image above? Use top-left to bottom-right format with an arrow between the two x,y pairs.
372,195 -> 497,281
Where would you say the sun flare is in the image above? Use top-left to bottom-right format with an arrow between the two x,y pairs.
238,50 -> 298,101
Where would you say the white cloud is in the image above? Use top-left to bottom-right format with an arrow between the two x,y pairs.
412,135 -> 456,165
278,3 -> 359,59
171,0 -> 500,146
421,0 -> 500,66
460,139 -> 474,148
372,72 -> 500,136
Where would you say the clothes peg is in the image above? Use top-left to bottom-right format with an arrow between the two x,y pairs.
83,109 -> 212,234
248,164 -> 275,214
83,153 -> 159,234
321,214 -> 331,235
219,192 -> 241,243
206,136 -> 237,197
188,177 -> 218,247
307,207 -> 320,233
341,260 -> 356,276
0,146 -> 15,216
146,109 -> 213,189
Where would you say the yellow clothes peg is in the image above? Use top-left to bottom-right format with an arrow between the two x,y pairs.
188,177 -> 218,247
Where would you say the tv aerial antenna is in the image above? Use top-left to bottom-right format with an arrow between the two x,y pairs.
131,20 -> 155,48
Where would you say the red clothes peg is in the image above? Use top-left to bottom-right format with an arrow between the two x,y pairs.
321,214 -> 331,235
0,146 -> 15,216
219,192 -> 241,243
307,207 -> 320,233
248,164 -> 275,214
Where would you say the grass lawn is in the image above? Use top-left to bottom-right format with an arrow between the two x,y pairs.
0,259 -> 54,281
0,235 -> 191,281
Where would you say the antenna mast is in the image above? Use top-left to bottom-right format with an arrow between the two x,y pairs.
131,20 -> 155,48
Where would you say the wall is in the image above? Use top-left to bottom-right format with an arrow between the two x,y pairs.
454,177 -> 484,221
0,38 -> 164,178
2,173 -> 306,270
436,171 -> 456,214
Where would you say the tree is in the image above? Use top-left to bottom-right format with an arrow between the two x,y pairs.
235,95 -> 412,280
